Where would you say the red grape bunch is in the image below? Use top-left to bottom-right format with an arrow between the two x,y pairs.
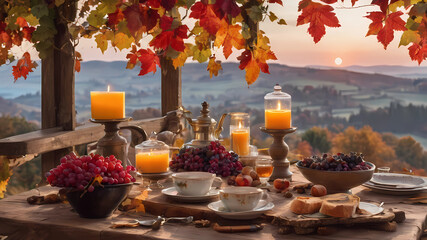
46,152 -> 136,192
169,141 -> 243,177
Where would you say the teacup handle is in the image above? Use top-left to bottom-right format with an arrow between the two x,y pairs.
212,177 -> 223,189
261,189 -> 270,200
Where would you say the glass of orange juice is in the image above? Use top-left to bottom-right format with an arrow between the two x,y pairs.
255,158 -> 274,184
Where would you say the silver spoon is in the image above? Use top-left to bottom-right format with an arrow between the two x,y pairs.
136,216 -> 193,227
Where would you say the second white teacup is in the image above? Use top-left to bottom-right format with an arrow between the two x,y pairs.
172,172 -> 219,196
219,186 -> 264,212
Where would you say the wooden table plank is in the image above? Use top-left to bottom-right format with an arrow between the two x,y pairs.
0,166 -> 426,240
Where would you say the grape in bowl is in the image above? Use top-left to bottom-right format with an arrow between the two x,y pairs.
296,153 -> 376,193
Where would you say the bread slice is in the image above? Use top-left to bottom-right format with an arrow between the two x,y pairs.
319,193 -> 360,218
290,197 -> 323,215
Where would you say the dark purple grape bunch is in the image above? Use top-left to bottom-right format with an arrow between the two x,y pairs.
46,152 -> 136,192
300,152 -> 370,171
169,141 -> 243,177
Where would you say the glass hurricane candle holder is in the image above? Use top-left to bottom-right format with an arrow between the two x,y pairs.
264,84 -> 292,130
230,112 -> 250,156
135,133 -> 170,190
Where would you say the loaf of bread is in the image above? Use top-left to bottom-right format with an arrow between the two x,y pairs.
290,197 -> 323,214
319,193 -> 360,218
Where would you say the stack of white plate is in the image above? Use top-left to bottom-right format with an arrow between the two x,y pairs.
363,173 -> 427,195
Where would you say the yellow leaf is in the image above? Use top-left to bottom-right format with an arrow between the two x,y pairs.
269,11 -> 278,22
192,46 -> 211,63
135,190 -> 149,201
95,33 -> 108,53
388,0 -> 404,12
94,174 -> 103,184
207,56 -> 222,78
173,44 -> 193,69
135,204 -> 146,212
55,0 -> 65,6
113,32 -> 134,51
0,178 -> 9,199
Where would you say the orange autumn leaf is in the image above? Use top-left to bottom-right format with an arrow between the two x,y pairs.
207,56 -> 222,78
12,52 -> 37,81
15,17 -> 28,28
135,190 -> 149,201
408,41 -> 427,64
297,1 -> 340,43
214,20 -> 245,59
365,11 -> 384,36
75,51 -> 82,72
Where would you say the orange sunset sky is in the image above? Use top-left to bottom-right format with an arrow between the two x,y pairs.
74,0 -> 426,67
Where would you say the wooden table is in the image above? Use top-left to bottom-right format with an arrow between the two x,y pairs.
0,166 -> 426,240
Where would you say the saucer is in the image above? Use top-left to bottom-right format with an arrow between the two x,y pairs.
208,200 -> 274,220
161,187 -> 219,203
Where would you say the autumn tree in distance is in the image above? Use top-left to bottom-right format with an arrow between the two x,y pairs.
1,0 -> 426,85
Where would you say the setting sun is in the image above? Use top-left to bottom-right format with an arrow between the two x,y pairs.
335,57 -> 343,66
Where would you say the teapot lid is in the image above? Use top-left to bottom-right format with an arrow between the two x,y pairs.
136,132 -> 169,150
194,101 -> 217,125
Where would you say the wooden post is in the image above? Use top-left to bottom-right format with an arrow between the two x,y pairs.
41,1 -> 77,182
160,56 -> 182,116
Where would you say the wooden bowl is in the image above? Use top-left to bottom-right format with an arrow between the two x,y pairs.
296,162 -> 375,193
66,183 -> 132,218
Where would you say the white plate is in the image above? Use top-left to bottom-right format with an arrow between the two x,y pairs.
161,187 -> 219,203
303,202 -> 384,218
371,173 -> 427,188
208,200 -> 274,220
363,182 -> 427,195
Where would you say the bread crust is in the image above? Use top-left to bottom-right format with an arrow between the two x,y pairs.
290,197 -> 323,214
319,193 -> 360,218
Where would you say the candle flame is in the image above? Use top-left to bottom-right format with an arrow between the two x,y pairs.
238,121 -> 242,129
277,102 -> 281,110
107,85 -> 110,92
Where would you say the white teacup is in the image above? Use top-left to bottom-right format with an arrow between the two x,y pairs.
172,172 -> 220,196
219,187 -> 264,212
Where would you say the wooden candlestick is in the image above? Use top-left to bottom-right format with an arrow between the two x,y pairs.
260,127 -> 297,181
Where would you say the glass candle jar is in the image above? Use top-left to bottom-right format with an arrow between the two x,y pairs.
264,84 -> 292,129
135,133 -> 170,173
230,112 -> 250,156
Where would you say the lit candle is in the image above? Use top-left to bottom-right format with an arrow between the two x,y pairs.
231,121 -> 250,156
90,85 -> 125,119
265,102 -> 291,129
135,151 -> 169,173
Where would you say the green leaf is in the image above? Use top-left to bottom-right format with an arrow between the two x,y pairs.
165,48 -> 181,59
117,21 -> 131,36
241,22 -> 251,40
32,17 -> 57,42
55,0 -> 65,6
268,11 -> 278,22
399,30 -> 420,47
35,39 -> 54,59
278,19 -> 287,25
405,17 -> 421,31
186,0 -> 196,9
6,6 -> 28,30
24,14 -> 39,26
87,10 -> 106,27
97,0 -> 119,15
246,6 -> 263,23
69,24 -> 83,39
31,4 -> 49,18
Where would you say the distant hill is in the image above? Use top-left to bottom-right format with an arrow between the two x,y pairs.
308,65 -> 427,79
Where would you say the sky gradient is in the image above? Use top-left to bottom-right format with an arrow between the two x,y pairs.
74,0 -> 426,67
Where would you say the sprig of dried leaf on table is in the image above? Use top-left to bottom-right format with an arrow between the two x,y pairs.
119,190 -> 149,213
27,188 -> 68,205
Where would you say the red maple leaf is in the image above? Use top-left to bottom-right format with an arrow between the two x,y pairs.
22,27 -> 35,41
146,0 -> 161,8
160,15 -> 173,30
215,0 -> 241,18
408,41 -> 427,64
161,0 -> 176,11
108,8 -> 124,26
320,0 -> 337,4
365,11 -> 384,36
137,49 -> 160,75
189,2 -> 207,19
371,0 -> 389,13
123,4 -> 159,36
149,25 -> 188,51
200,5 -> 221,35
268,0 -> 283,5
377,11 -> 406,49
11,33 -> 22,46
297,1 -> 341,43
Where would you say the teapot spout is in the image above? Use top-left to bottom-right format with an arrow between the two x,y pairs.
214,113 -> 228,139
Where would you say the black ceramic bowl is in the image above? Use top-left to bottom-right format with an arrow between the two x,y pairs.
66,183 -> 132,218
